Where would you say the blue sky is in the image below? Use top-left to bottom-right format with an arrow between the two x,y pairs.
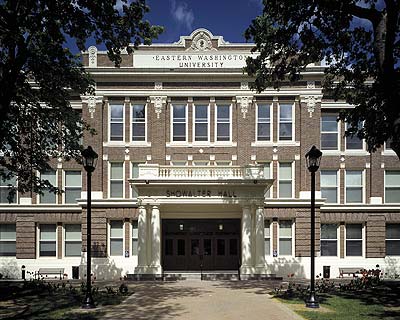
145,0 -> 263,43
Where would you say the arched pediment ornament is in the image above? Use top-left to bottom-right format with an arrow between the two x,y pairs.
190,31 -> 214,51
88,46 -> 97,67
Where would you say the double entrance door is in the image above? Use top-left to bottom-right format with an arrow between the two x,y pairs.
162,219 -> 241,271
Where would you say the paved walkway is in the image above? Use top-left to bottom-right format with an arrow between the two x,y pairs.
100,280 -> 304,320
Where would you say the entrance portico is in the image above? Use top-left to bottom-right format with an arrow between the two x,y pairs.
130,164 -> 273,277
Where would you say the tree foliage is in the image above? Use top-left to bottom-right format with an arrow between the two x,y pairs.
0,0 -> 163,200
245,0 -> 400,158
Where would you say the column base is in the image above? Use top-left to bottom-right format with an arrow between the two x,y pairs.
134,265 -> 162,275
254,265 -> 269,274
240,265 -> 255,275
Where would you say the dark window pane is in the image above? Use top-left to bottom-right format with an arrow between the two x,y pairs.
191,239 -> 200,255
279,123 -> 292,140
165,239 -> 173,255
173,123 -> 186,141
258,104 -> 270,119
229,239 -> 238,255
110,123 -> 123,141
346,240 -> 362,256
217,106 -> 229,119
258,124 -> 270,140
177,239 -> 185,256
40,241 -> 56,257
132,105 -> 145,119
173,105 -> 185,118
386,224 -> 400,239
217,239 -> 225,255
321,241 -> 337,256
203,239 -> 212,256
386,240 -> 400,255
217,123 -> 230,141
195,105 -> 208,119
321,133 -> 338,149
0,242 -> 16,256
347,224 -> 362,239
195,124 -> 208,141
132,124 -> 145,140
65,242 -> 81,257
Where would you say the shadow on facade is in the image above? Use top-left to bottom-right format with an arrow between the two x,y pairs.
383,257 -> 400,278
267,257 -> 306,278
0,259 -> 19,279
80,242 -> 124,280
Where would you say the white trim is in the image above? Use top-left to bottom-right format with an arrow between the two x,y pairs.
63,170 -> 82,204
108,219 -> 125,257
108,162 -> 125,199
63,223 -> 82,258
255,102 -> 273,143
320,169 -> 340,204
37,223 -> 58,259
108,103 -> 125,143
321,113 -> 340,151
345,122 -> 366,152
277,102 -> 295,142
193,103 -> 210,143
277,219 -> 294,257
344,223 -> 365,258
320,223 -> 339,257
214,103 -> 232,144
130,101 -> 148,144
170,103 -> 188,144
37,169 -> 58,204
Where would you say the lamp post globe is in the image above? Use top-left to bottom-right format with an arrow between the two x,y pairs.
81,146 -> 98,309
305,145 -> 322,309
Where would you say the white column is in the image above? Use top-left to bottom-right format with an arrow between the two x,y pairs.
149,205 -> 162,274
240,205 -> 253,275
135,205 -> 147,273
255,205 -> 267,273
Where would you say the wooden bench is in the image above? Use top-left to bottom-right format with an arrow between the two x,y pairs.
37,268 -> 65,280
339,267 -> 365,278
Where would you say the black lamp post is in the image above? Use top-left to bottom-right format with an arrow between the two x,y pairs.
81,146 -> 98,309
305,145 -> 322,309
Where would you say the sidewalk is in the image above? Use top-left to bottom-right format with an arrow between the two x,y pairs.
100,280 -> 303,320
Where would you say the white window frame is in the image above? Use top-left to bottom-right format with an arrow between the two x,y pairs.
0,169 -> 17,204
256,103 -> 273,142
0,223 -> 16,257
38,169 -> 58,204
63,170 -> 82,204
131,220 -> 138,256
63,224 -> 82,258
277,220 -> 294,256
320,223 -> 339,257
214,103 -> 232,144
278,162 -> 294,198
37,224 -> 58,258
108,220 -> 125,257
345,224 -> 364,257
130,102 -> 147,143
170,103 -> 188,144
344,170 -> 365,204
108,162 -> 125,199
131,162 -> 144,198
257,161 -> 273,198
384,170 -> 400,204
264,220 -> 271,257
386,223 -> 400,256
277,102 -> 295,142
321,114 -> 340,152
108,103 -> 125,143
193,103 -> 210,144
320,170 -> 340,204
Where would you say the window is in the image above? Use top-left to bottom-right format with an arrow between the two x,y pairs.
40,170 -> 57,204
345,122 -> 363,150
65,224 -> 81,257
346,224 -> 363,256
345,170 -> 363,203
0,224 -> 16,256
110,221 -> 123,256
193,161 -> 209,166
109,104 -> 124,141
132,221 -> 138,255
321,224 -> 337,256
386,224 -> 400,256
257,103 -> 271,141
279,220 -> 292,255
216,104 -> 231,141
321,114 -> 339,150
172,104 -> 186,141
279,104 -> 293,140
320,170 -> 338,203
109,162 -> 124,198
0,170 -> 16,204
279,163 -> 293,198
171,161 -> 187,166
39,224 -> 56,257
131,104 -> 146,141
385,171 -> 400,203
215,161 -> 231,166
64,171 -> 81,204
260,162 -> 272,197
131,163 -> 143,198
264,220 -> 270,256
194,104 -> 209,141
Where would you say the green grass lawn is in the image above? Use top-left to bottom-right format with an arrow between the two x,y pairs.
0,280 -> 130,320
276,282 -> 400,320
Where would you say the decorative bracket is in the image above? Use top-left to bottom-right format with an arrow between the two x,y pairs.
149,96 -> 167,119
88,46 -> 98,68
236,96 -> 253,119
300,95 -> 322,118
81,95 -> 103,118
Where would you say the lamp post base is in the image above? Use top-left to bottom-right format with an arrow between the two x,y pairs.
82,294 -> 96,309
305,291 -> 319,308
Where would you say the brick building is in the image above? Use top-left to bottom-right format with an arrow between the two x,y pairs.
1,29 -> 400,280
